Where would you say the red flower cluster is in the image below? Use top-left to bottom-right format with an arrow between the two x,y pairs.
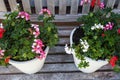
5,56 -> 11,63
117,28 -> 120,34
109,56 -> 118,67
101,33 -> 105,37
0,28 -> 5,39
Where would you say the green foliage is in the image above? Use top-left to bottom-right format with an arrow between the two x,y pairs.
74,8 -> 120,70
38,14 -> 58,47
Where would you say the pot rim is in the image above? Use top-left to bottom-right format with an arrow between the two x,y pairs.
9,46 -> 49,63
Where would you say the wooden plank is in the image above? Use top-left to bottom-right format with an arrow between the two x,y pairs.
58,29 -> 72,37
8,0 -> 17,11
59,0 -> 67,15
94,5 -> 100,12
34,0 -> 42,14
118,1 -> 120,9
58,38 -> 69,45
0,63 -> 114,74
57,26 -> 75,30
21,0 -> 31,13
106,0 -> 116,8
49,46 -> 65,53
82,3 -> 90,14
29,13 -> 84,22
47,0 -> 55,15
70,0 -> 79,15
0,0 -> 7,12
45,55 -> 73,63
0,72 -> 119,80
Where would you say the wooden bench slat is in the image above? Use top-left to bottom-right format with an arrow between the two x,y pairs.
21,0 -> 31,13
118,1 -> 120,9
58,38 -> 69,45
70,0 -> 79,15
8,0 -> 17,11
0,63 -> 113,74
58,29 -> 72,37
31,14 -> 82,22
82,3 -> 90,14
0,72 -> 119,80
47,0 -> 55,15
59,0 -> 67,15
94,5 -> 100,12
0,0 -> 7,12
45,55 -> 73,63
49,46 -> 65,53
34,0 -> 42,14
106,0 -> 116,8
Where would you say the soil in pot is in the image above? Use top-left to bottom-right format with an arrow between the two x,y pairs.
73,27 -> 84,45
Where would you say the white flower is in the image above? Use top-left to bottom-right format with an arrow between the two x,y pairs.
80,39 -> 89,52
91,23 -> 104,30
65,44 -> 72,54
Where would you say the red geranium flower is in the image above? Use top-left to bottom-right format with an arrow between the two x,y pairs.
101,33 -> 105,37
0,28 -> 5,39
109,56 -> 118,67
117,28 -> 120,34
5,56 -> 11,63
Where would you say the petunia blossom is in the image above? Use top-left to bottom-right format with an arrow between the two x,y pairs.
39,9 -> 51,16
31,24 -> 40,38
80,0 -> 91,6
32,39 -> 45,59
99,2 -> 104,9
17,11 -> 30,21
0,49 -> 5,59
104,22 -> 114,31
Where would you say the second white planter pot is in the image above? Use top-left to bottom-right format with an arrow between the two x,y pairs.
9,46 -> 49,74
65,28 -> 108,73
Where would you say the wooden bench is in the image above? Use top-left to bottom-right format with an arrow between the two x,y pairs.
0,0 -> 120,80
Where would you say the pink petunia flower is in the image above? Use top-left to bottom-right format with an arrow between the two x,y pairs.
104,22 -> 114,31
17,11 -> 30,21
32,39 -> 45,59
31,24 -> 40,38
0,49 -> 5,59
99,2 -> 104,9
80,0 -> 91,6
39,8 -> 51,16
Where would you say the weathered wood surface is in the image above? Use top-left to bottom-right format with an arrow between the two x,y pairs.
0,26 -> 120,80
34,0 -> 43,14
82,3 -> 90,14
0,0 -> 120,79
0,0 -> 7,12
21,0 -> 31,13
70,0 -> 79,15
47,0 -> 55,15
106,0 -> 116,8
59,0 -> 67,15
0,0 -> 119,22
8,0 -> 17,11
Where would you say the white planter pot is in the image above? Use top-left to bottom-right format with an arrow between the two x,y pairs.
9,46 -> 49,74
65,28 -> 108,73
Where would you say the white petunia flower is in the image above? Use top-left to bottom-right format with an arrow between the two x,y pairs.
80,39 -> 89,52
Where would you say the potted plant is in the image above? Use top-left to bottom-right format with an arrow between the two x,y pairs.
0,8 -> 58,74
65,7 -> 120,73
